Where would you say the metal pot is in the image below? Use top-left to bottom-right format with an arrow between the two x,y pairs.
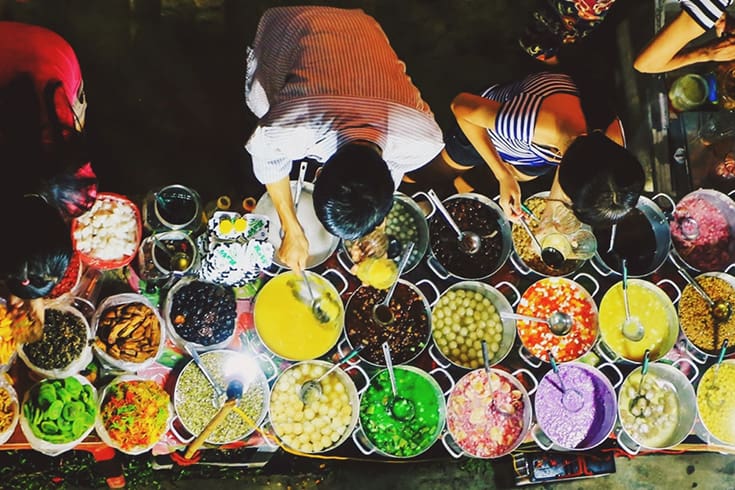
617,361 -> 697,454
678,271 -> 735,360
254,180 -> 340,270
516,275 -> 600,365
532,362 -> 621,451
353,365 -> 451,459
343,278 -> 438,367
425,192 -> 511,281
597,278 -> 679,364
510,192 -> 586,278
429,280 -> 518,370
339,192 -> 431,274
591,196 -> 672,278
253,270 -> 346,361
664,189 -> 735,272
268,359 -> 367,454
443,367 -> 535,459
172,349 -> 270,445
695,359 -> 735,447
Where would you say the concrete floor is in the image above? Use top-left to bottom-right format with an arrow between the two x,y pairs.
2,0 -> 735,488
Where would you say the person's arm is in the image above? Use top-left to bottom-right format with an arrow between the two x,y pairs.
450,93 -> 522,220
265,176 -> 309,272
634,10 -> 735,73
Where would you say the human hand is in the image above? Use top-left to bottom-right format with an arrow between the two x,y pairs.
715,13 -> 735,38
278,227 -> 309,273
707,35 -> 735,62
498,175 -> 523,221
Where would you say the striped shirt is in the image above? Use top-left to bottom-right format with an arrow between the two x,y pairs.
244,6 -> 444,186
482,72 -> 579,170
681,0 -> 733,30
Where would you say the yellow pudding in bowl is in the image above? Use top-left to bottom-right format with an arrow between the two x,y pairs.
253,271 -> 343,361
599,280 -> 678,362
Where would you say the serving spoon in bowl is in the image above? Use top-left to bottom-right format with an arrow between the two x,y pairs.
382,342 -> 415,421
516,215 -> 565,268
427,189 -> 483,255
373,241 -> 414,325
669,255 -> 732,322
620,259 -> 644,342
500,311 -> 574,336
299,345 -> 364,404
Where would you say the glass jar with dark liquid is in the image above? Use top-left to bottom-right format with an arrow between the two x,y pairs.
143,184 -> 202,233
137,230 -> 197,281
594,209 -> 658,277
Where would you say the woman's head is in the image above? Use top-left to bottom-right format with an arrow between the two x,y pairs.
559,132 -> 645,226
2,196 -> 72,299
313,142 -> 394,239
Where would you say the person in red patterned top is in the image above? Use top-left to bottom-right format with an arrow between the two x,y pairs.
245,6 -> 444,272
0,22 -> 97,321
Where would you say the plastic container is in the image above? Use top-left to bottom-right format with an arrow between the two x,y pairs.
96,375 -> 173,455
71,192 -> 142,270
20,375 -> 97,456
0,379 -> 19,446
92,293 -> 165,373
17,305 -> 93,379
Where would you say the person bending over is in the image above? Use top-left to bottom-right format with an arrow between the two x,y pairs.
441,71 -> 644,226
635,0 -> 735,73
244,6 -> 444,272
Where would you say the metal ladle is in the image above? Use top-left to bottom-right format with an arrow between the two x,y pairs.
373,241 -> 414,325
482,340 -> 513,415
500,311 -> 574,336
427,189 -> 482,254
382,342 -> 415,421
629,349 -> 651,417
185,343 -> 227,407
707,339 -> 729,409
669,255 -> 732,322
620,259 -> 644,342
517,216 -> 565,268
300,271 -> 331,324
299,345 -> 364,403
548,350 -> 584,413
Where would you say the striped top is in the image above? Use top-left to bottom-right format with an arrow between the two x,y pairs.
244,6 -> 443,186
681,0 -> 733,30
482,72 -> 579,170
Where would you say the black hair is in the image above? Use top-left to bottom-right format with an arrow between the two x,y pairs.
1,196 -> 72,299
559,132 -> 644,227
312,142 -> 394,239
0,73 -> 96,221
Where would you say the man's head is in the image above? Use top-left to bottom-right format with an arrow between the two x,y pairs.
313,142 -> 394,239
559,132 -> 645,227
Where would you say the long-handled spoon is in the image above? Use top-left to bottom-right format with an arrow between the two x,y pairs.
629,349 -> 651,417
373,242 -> 414,325
548,350 -> 584,412
482,340 -> 513,415
669,255 -> 732,322
620,259 -> 644,341
713,339 -> 729,385
185,343 -> 227,407
607,223 -> 618,253
382,342 -> 415,421
517,215 -> 564,268
184,380 -> 244,459
299,345 -> 364,403
500,311 -> 574,336
300,271 -> 331,323
427,189 -> 482,254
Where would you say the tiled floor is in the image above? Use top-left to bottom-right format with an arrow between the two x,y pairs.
3,0 -> 735,488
